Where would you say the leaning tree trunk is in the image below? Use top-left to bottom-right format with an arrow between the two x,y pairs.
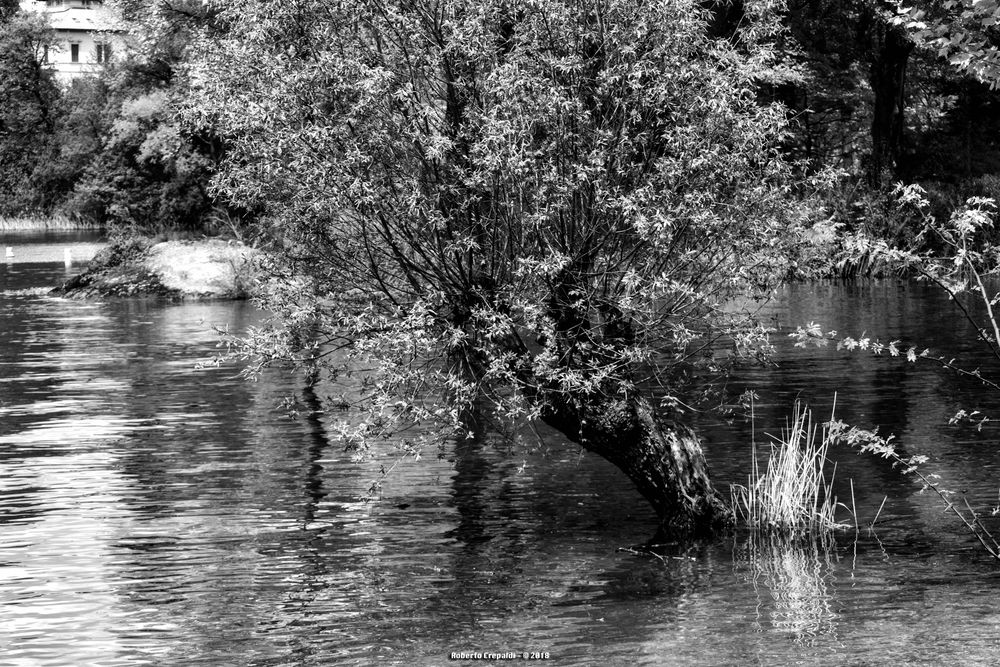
540,393 -> 729,541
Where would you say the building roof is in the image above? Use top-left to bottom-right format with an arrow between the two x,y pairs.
18,1 -> 116,33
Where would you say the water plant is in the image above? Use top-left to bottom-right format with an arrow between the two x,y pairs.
0,215 -> 101,230
730,401 -> 847,536
825,420 -> 1000,560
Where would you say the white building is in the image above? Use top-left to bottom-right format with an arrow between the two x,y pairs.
18,0 -> 119,83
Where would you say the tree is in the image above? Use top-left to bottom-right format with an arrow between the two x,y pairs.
112,0 -> 228,85
0,0 -> 18,23
0,12 -> 59,214
770,0 -> 915,185
863,3 -> 914,186
187,0 -> 806,539
57,0 -> 231,232
893,0 -> 1000,88
66,87 -> 216,231
761,0 -> 871,172
26,78 -> 109,213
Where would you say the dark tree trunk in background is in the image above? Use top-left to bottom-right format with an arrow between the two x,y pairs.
867,19 -> 913,187
541,394 -> 728,541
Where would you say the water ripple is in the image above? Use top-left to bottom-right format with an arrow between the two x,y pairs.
3,251 -> 1000,665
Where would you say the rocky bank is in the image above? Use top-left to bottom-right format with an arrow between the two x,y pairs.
55,238 -> 259,299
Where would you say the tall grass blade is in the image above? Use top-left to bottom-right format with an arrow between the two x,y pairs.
731,401 -> 847,536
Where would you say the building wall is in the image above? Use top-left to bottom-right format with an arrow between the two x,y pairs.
18,0 -> 118,83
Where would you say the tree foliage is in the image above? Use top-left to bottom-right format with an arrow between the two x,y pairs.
41,1 -> 229,231
893,0 -> 1000,87
749,0 -> 1000,194
0,0 -> 18,23
0,0 -> 228,230
66,85 -> 217,231
0,12 -> 58,214
187,0 -> 810,534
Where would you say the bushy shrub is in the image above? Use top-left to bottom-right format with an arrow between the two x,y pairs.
64,88 -> 216,234
86,234 -> 152,271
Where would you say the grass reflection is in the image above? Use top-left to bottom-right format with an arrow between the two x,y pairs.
732,532 -> 839,644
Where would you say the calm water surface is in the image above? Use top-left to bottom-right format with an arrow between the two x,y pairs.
3,233 -> 1000,665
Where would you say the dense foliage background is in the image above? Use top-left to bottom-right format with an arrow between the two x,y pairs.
4,0 -> 1000,244
0,0 -> 231,234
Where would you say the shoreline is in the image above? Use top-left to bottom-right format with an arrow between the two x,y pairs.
54,238 -> 260,300
0,216 -> 104,231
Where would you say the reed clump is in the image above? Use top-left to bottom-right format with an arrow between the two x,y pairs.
0,215 -> 101,231
731,402 -> 847,536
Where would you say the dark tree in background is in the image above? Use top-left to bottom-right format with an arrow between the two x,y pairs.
0,12 -> 59,214
0,0 -> 19,22
863,6 -> 913,187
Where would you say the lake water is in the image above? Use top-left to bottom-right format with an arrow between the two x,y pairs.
3,232 -> 1000,665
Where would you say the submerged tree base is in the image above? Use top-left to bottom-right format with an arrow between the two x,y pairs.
542,394 -> 730,541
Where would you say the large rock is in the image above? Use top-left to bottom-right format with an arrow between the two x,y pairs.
55,238 -> 259,299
